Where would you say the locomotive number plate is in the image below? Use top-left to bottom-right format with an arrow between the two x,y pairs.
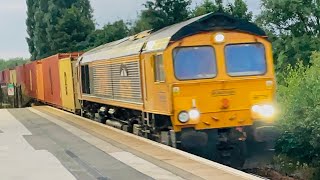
211,89 -> 236,97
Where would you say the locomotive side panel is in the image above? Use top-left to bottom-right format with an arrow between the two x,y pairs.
142,53 -> 172,115
110,59 -> 142,104
81,56 -> 144,111
91,61 -> 113,99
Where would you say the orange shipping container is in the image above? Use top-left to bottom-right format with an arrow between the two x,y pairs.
9,69 -> 17,85
36,61 -> 44,101
0,70 -> 4,84
24,62 -> 37,98
3,69 -> 10,84
16,65 -> 25,85
16,64 -> 26,94
42,53 -> 81,107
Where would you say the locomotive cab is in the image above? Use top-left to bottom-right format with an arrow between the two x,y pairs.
163,31 -> 277,168
169,32 -> 276,134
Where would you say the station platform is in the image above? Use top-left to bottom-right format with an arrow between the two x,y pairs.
0,106 -> 263,180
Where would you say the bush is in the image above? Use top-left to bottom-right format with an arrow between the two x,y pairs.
276,52 -> 320,178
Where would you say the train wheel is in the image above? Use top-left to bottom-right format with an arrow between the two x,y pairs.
98,116 -> 106,124
215,141 -> 247,169
230,141 -> 247,169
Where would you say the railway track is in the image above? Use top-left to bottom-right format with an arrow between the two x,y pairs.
244,168 -> 298,180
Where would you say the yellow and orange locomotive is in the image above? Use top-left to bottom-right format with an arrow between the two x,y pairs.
78,13 -> 277,167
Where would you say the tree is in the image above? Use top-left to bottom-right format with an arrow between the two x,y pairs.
87,20 -> 129,48
256,0 -> 320,72
226,0 -> 253,21
0,58 -> 28,71
192,0 -> 252,21
45,0 -> 95,54
26,0 -> 95,60
131,0 -> 191,33
275,53 -> 320,178
129,14 -> 153,35
49,2 -> 95,53
26,0 -> 38,60
33,0 -> 50,60
192,0 -> 221,17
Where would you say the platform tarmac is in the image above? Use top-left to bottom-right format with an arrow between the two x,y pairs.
0,106 -> 263,180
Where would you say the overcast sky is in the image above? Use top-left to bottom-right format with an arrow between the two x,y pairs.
0,0 -> 261,59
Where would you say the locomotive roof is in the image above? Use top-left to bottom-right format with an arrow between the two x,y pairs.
79,13 -> 267,64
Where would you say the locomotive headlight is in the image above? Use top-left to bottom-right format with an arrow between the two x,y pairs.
189,109 -> 200,119
214,33 -> 225,43
178,111 -> 189,123
252,105 -> 275,118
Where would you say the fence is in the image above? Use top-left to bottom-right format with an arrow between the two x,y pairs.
0,83 -> 23,108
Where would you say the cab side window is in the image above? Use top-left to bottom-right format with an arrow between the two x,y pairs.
81,65 -> 91,94
154,54 -> 165,82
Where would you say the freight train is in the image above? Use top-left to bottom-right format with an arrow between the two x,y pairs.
0,13 -> 278,168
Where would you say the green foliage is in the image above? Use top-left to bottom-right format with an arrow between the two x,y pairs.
130,0 -> 252,35
192,0 -> 253,21
129,14 -> 153,35
87,20 -> 129,48
257,0 -> 320,72
192,0 -> 221,17
26,0 -> 38,60
226,0 -> 253,21
33,0 -> 49,59
27,0 -> 255,55
258,0 -> 320,36
0,58 -> 28,71
276,52 -> 320,175
51,2 -> 95,52
26,0 -> 95,60
130,0 -> 191,33
273,154 -> 317,179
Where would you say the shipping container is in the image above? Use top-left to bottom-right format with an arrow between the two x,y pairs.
3,69 -> 10,84
59,57 -> 81,112
42,55 -> 61,107
24,62 -> 37,98
16,64 -> 26,88
0,70 -> 4,84
9,69 -> 17,85
42,53 -> 81,108
36,61 -> 44,101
